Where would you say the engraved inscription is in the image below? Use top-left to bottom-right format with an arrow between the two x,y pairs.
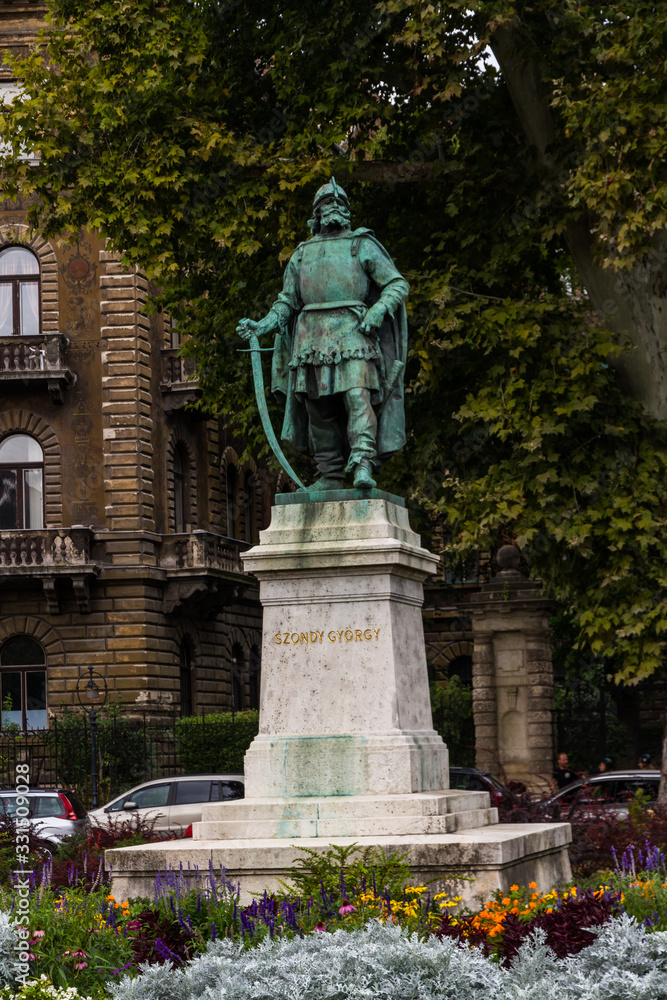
275,628 -> 381,645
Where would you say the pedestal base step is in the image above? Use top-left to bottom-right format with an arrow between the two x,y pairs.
107,823 -> 572,911
196,790 -> 497,840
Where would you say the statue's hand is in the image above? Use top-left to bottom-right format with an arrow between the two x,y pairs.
237,314 -> 278,341
360,301 -> 388,334
236,318 -> 258,341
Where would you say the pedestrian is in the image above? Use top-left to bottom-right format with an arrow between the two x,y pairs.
551,751 -> 576,793
597,756 -> 613,773
637,753 -> 652,769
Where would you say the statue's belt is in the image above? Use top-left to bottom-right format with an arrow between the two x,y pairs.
301,300 -> 367,312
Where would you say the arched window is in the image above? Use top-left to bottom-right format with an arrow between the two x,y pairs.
1,636 -> 46,730
0,434 -> 44,529
226,464 -> 238,538
173,443 -> 187,533
179,638 -> 193,717
0,247 -> 40,337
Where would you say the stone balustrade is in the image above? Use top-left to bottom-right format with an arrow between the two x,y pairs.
0,527 -> 94,569
160,348 -> 201,412
0,333 -> 67,373
0,334 -> 75,403
161,531 -> 249,574
160,348 -> 198,385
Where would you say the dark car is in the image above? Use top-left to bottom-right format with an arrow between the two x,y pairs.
449,766 -> 508,807
541,769 -> 661,821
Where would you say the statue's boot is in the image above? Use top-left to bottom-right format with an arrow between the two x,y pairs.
352,459 -> 377,489
310,476 -> 344,491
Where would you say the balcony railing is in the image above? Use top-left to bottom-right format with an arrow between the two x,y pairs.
161,531 -> 249,575
160,348 -> 200,411
161,348 -> 198,385
0,528 -> 97,613
0,527 -> 94,569
160,531 -> 252,614
0,334 -> 75,403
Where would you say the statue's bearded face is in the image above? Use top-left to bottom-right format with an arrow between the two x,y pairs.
318,198 -> 351,230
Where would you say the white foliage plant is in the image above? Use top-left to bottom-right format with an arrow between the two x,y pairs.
106,915 -> 667,1000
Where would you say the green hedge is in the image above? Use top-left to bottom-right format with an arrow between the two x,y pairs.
176,710 -> 259,774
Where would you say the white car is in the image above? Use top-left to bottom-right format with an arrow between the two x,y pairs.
0,788 -> 88,845
87,774 -> 244,835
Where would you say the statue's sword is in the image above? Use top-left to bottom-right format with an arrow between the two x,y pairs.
238,331 -> 307,492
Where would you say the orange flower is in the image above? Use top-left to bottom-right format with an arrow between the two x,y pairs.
528,881 -> 537,890
510,884 -> 519,892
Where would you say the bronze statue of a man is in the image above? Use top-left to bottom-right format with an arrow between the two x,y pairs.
237,179 -> 409,490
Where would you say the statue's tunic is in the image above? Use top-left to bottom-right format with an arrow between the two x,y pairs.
268,229 -> 409,404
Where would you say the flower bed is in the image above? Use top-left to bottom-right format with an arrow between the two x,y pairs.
1,843 -> 667,997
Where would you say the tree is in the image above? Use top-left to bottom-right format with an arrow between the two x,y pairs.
1,1 -> 666,736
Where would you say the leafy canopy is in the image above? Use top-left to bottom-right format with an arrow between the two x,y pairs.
1,0 -> 666,682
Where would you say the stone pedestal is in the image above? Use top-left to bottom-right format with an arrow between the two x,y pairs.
465,546 -> 556,791
108,497 -> 571,907
242,492 -> 448,801
197,492 -> 497,838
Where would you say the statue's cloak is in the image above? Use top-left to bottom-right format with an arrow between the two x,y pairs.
270,228 -> 408,462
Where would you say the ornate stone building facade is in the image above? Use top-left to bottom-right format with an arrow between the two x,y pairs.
0,2 -> 271,729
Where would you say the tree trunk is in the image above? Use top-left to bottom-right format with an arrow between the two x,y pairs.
491,21 -> 667,421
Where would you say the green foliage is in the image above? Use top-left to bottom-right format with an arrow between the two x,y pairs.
0,0 -> 666,684
283,843 -> 413,900
176,710 -> 258,773
44,706 -> 153,804
429,677 -> 475,768
0,884 -> 134,997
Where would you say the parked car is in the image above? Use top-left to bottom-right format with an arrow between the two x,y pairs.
0,788 -> 88,846
449,766 -> 509,807
87,774 -> 245,835
541,769 -> 661,821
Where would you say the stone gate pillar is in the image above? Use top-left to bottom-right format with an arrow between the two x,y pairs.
465,546 -> 555,791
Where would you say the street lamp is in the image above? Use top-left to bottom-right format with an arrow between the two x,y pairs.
75,667 -> 108,809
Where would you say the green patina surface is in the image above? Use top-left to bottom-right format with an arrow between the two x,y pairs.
275,488 -> 405,507
238,179 -> 408,495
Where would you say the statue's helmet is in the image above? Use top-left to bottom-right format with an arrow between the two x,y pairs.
313,177 -> 349,210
